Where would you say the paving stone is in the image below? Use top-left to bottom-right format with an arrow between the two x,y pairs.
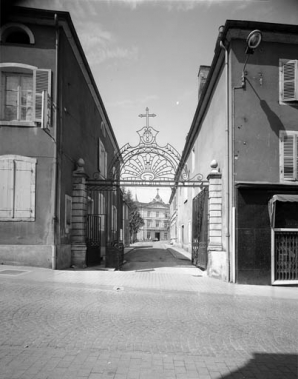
0,245 -> 297,379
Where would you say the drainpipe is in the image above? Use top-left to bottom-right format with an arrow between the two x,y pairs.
231,83 -> 244,283
219,40 -> 230,283
52,14 -> 60,269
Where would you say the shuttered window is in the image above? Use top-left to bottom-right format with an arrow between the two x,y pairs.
279,59 -> 298,103
98,139 -> 107,178
0,63 -> 51,126
0,155 -> 36,220
280,131 -> 298,181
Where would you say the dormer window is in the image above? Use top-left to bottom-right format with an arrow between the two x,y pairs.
0,23 -> 35,45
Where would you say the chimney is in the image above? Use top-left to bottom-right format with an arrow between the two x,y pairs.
198,65 -> 210,100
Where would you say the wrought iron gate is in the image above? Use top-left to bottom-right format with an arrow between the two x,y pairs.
86,215 -> 102,266
273,231 -> 298,283
192,188 -> 209,269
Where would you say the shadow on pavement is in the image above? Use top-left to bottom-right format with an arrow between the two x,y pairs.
222,353 -> 297,379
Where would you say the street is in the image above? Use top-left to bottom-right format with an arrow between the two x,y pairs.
0,243 -> 297,379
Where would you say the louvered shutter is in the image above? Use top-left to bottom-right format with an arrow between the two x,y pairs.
14,159 -> 36,219
281,60 -> 298,102
282,133 -> 295,180
104,150 -> 108,178
296,136 -> 298,180
99,139 -> 102,173
33,69 -> 51,123
0,159 -> 14,218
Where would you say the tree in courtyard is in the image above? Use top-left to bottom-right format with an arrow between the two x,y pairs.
123,189 -> 144,243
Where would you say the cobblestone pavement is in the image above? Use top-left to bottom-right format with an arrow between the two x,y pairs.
0,244 -> 297,379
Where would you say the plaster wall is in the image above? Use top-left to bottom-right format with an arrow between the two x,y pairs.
0,27 -> 57,267
177,68 -> 227,253
231,39 -> 298,182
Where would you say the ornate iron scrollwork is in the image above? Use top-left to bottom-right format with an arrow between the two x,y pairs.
110,108 -> 181,183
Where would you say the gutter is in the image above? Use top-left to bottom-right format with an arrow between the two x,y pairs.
219,40 -> 231,283
52,14 -> 60,270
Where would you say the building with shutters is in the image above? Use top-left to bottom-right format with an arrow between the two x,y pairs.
0,6 -> 121,269
136,190 -> 170,242
172,20 -> 298,285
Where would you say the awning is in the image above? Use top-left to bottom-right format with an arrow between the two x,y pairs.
268,194 -> 298,227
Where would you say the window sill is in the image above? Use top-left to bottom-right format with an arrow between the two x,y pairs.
0,121 -> 37,127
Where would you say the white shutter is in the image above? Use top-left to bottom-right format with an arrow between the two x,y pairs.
99,139 -> 107,177
104,150 -> 108,178
33,69 -> 51,122
41,90 -> 51,129
0,159 -> 14,218
296,135 -> 298,180
98,138 -> 102,173
281,133 -> 295,181
14,160 -> 35,219
281,60 -> 298,102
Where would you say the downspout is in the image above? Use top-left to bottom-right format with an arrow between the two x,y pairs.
219,40 -> 230,282
52,14 -> 59,269
231,83 -> 245,283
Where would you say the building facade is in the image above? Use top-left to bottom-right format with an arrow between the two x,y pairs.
136,190 -> 170,242
173,20 -> 298,285
0,6 -> 122,269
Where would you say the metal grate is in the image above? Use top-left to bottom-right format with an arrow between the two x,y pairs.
275,231 -> 298,281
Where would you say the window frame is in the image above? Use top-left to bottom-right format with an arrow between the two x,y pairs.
0,63 -> 51,128
98,138 -> 107,178
279,59 -> 298,104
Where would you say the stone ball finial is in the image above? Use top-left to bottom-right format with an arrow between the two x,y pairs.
210,159 -> 219,173
77,158 -> 85,168
74,158 -> 85,174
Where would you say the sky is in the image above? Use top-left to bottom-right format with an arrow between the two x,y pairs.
13,0 -> 298,202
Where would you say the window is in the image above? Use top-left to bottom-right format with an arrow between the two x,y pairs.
0,63 -> 51,127
98,139 -> 107,178
111,205 -> 117,232
0,23 -> 35,45
156,211 -> 159,217
101,121 -> 106,137
156,221 -> 159,227
65,195 -> 72,233
280,131 -> 298,181
147,211 -> 150,217
192,146 -> 195,171
0,155 -> 36,221
98,193 -> 106,214
279,59 -> 298,103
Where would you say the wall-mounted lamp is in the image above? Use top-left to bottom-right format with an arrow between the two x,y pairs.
241,29 -> 262,88
245,29 -> 262,55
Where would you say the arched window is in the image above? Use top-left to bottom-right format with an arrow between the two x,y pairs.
0,23 -> 35,45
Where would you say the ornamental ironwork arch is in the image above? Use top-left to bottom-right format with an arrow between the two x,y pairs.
91,108 -> 206,189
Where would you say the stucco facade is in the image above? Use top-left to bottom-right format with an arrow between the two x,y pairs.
173,20 -> 298,285
136,190 -> 170,242
0,7 -> 121,269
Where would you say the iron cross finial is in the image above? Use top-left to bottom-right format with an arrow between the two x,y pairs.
138,107 -> 156,128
